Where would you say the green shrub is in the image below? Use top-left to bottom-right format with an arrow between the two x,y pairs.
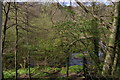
18,68 -> 28,74
75,53 -> 89,58
4,70 -> 15,78
18,67 -> 39,75
69,65 -> 83,73
42,67 -> 61,73
30,67 -> 38,73
32,72 -> 49,78
60,65 -> 83,74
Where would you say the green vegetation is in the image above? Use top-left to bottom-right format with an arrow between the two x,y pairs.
4,70 -> 15,78
74,53 -> 90,58
60,65 -> 83,74
1,2 -> 120,80
3,66 -> 82,78
32,72 -> 50,78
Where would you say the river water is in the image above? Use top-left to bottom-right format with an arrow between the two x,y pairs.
69,53 -> 83,66
69,52 -> 104,66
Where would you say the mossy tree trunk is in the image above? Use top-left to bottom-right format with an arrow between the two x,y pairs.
111,2 -> 120,75
102,2 -> 120,76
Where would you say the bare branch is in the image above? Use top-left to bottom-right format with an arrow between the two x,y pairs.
75,0 -> 111,29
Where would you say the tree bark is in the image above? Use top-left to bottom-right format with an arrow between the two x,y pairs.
92,2 -> 99,58
83,52 -> 88,79
111,2 -> 120,75
102,2 -> 120,76
116,29 -> 120,71
2,3 -> 11,54
0,2 -> 2,80
66,56 -> 69,77
91,3 -> 101,72
116,40 -> 120,74
2,3 -> 11,79
14,2 -> 18,79
26,8 -> 31,80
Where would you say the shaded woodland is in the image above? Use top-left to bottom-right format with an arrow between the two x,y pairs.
0,1 -> 120,80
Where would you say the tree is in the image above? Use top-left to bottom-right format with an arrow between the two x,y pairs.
25,4 -> 31,79
102,2 -> 120,75
116,29 -> 120,75
14,2 -> 18,79
0,1 -> 2,80
111,2 -> 120,75
92,2 -> 99,59
2,3 -> 11,79
2,3 -> 11,54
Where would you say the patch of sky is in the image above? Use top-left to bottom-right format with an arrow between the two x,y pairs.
59,1 -> 79,7
58,0 -> 112,7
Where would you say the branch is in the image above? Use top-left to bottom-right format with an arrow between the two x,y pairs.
68,36 -> 93,47
75,0 -> 111,29
75,1 -> 98,19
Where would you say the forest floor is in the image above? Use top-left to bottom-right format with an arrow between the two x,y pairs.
3,65 -> 84,79
4,66 -> 120,80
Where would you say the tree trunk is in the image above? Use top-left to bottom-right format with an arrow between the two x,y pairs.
91,3 -> 101,72
116,41 -> 120,74
66,56 -> 69,77
0,2 -> 3,80
26,6 -> 31,80
92,2 -> 99,59
83,53 -> 88,79
91,19 -> 99,60
116,28 -> 120,72
2,3 -> 11,54
2,3 -> 11,79
102,2 -> 120,76
111,2 -> 120,75
14,2 -> 18,79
